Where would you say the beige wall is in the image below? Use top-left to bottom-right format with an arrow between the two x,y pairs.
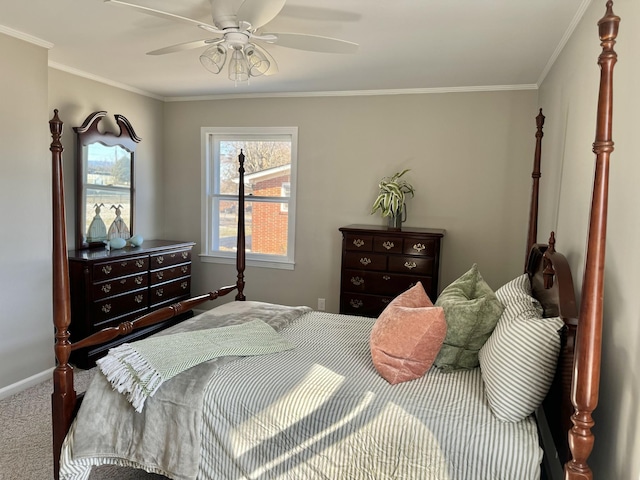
163,91 -> 538,312
48,68 -> 166,250
0,40 -> 165,389
538,0 -> 640,477
0,33 -> 50,388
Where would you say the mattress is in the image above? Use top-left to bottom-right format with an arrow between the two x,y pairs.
61,306 -> 542,479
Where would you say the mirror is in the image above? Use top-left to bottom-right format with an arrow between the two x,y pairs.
74,111 -> 141,249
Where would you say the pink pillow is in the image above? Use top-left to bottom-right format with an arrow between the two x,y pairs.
370,282 -> 447,384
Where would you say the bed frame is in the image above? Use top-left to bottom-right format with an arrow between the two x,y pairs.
49,2 -> 619,479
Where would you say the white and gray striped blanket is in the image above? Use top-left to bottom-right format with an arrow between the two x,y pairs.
60,303 -> 543,480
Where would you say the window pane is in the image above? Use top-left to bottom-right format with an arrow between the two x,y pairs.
219,139 -> 291,197
214,199 -> 288,256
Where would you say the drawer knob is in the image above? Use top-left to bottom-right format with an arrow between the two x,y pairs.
181,266 -> 188,273
135,276 -> 143,285
157,256 -> 164,264
382,298 -> 391,304
101,304 -> 111,313
135,260 -> 145,268
352,239 -> 365,248
382,241 -> 394,250
120,261 -> 128,267
170,253 -> 176,258
134,295 -> 144,304
404,261 -> 417,270
181,281 -> 188,290
156,272 -> 164,280
383,275 -> 391,281
350,276 -> 364,286
156,288 -> 164,297
120,279 -> 127,284
101,265 -> 112,275
101,284 -> 112,293
182,252 -> 189,259
350,299 -> 364,309
413,243 -> 426,252
359,257 -> 372,266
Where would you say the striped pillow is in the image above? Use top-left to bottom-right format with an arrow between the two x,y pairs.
478,274 -> 564,422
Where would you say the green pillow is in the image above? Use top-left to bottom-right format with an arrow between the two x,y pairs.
434,264 -> 504,372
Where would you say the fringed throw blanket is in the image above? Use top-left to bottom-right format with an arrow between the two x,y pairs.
61,301 -> 312,480
97,319 -> 295,412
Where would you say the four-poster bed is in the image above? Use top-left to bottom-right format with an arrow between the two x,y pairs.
50,2 -> 618,479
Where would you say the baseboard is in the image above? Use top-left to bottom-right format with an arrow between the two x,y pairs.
0,367 -> 55,400
536,406 -> 563,480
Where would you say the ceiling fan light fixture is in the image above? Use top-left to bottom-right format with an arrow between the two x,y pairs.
199,44 -> 227,74
228,47 -> 250,83
245,43 -> 270,77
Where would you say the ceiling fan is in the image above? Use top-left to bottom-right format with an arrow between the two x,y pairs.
105,0 -> 359,82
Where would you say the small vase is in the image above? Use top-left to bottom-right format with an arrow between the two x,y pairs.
387,204 -> 407,230
388,214 -> 402,230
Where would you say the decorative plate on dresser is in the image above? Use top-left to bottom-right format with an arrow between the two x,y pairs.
68,239 -> 195,368
339,225 -> 445,317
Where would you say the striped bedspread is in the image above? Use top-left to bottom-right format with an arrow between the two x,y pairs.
61,305 -> 542,480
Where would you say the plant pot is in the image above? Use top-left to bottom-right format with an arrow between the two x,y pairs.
387,204 -> 406,230
388,214 -> 402,230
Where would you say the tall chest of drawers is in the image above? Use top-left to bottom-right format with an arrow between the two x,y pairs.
68,240 -> 196,368
339,225 -> 445,317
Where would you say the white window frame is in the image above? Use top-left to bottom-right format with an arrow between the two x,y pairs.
200,126 -> 298,270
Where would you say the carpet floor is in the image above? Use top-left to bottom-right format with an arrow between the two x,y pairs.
0,368 -> 168,480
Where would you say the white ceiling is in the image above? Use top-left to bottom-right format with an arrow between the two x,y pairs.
0,0 -> 590,100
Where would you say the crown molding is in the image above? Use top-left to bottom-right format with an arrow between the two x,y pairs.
48,62 -> 165,101
165,84 -> 538,102
0,24 -> 53,49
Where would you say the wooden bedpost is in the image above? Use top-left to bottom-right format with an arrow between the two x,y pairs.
50,110 -> 76,480
564,2 -> 619,479
236,150 -> 246,300
525,109 -> 545,270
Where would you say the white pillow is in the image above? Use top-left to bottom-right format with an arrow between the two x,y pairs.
479,274 -> 564,423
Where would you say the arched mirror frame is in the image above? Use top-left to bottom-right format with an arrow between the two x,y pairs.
74,111 -> 141,249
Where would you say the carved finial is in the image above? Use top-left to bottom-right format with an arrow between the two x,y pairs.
49,109 -> 64,150
548,231 -> 556,253
536,108 -> 545,132
543,232 -> 556,289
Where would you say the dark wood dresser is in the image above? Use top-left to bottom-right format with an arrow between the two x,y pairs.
68,240 -> 196,368
339,225 -> 445,317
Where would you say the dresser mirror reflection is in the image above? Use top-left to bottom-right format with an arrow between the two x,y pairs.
74,111 -> 140,249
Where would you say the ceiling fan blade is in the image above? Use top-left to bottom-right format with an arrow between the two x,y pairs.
252,42 -> 279,75
105,0 -> 223,33
237,0 -> 286,29
147,38 -> 223,56
265,33 -> 359,54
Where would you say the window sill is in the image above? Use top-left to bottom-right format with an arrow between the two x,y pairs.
199,254 -> 295,270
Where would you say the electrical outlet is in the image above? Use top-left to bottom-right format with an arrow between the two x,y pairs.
317,298 -> 326,311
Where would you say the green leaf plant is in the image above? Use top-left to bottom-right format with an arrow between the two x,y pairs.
370,169 -> 415,218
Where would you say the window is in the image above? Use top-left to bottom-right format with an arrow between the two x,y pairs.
201,127 -> 298,269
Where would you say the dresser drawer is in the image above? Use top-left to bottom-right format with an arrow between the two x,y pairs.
93,290 -> 148,326
388,256 -> 434,275
93,273 -> 148,300
340,292 -> 393,317
343,252 -> 387,270
92,256 -> 148,281
342,269 -> 433,297
150,263 -> 191,285
150,277 -> 191,307
344,233 -> 373,252
150,249 -> 192,269
403,238 -> 437,256
373,236 -> 403,254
